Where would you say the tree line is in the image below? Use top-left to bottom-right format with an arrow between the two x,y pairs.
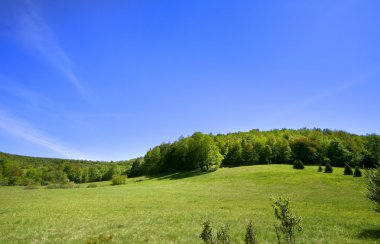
130,128 -> 380,177
1,128 -> 379,185
0,152 -> 133,186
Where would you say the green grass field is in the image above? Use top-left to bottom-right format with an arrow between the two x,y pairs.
0,165 -> 379,243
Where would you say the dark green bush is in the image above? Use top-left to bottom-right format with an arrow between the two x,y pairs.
111,175 -> 126,185
354,166 -> 362,177
344,164 -> 353,175
245,221 -> 257,244
292,160 -> 304,170
317,165 -> 323,172
324,163 -> 333,173
200,220 -> 214,244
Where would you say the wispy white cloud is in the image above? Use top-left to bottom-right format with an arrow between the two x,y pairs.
271,68 -> 380,120
17,0 -> 87,97
0,110 -> 87,159
0,75 -> 53,112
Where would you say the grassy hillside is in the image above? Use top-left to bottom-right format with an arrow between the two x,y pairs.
0,165 -> 378,243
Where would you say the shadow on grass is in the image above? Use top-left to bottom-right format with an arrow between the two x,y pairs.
357,228 -> 380,240
150,170 -> 209,181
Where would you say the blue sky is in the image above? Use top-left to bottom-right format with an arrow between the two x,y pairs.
0,0 -> 379,161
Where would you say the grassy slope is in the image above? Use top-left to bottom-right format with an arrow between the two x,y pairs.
0,165 -> 379,243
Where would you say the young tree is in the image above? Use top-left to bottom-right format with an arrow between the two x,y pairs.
317,164 -> 323,172
366,166 -> 380,213
292,160 -> 304,170
344,164 -> 353,175
272,196 -> 302,244
324,163 -> 333,173
353,166 -> 362,177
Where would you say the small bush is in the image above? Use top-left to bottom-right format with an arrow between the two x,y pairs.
317,165 -> 323,172
292,160 -> 304,170
217,224 -> 231,244
344,164 -> 353,175
324,163 -> 333,173
245,221 -> 257,244
272,196 -> 302,244
200,220 -> 214,244
111,175 -> 126,185
354,166 -> 362,177
87,183 -> 97,188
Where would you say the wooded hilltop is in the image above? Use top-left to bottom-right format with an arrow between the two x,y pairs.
1,128 -> 379,186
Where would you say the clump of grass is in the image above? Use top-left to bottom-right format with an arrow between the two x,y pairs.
87,183 -> 97,188
46,182 -> 77,189
245,220 -> 257,244
85,234 -> 113,244
216,223 -> 231,244
200,220 -> 214,243
24,184 -> 40,190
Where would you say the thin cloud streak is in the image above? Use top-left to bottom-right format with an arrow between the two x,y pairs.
18,0 -> 87,97
270,68 -> 380,120
0,110 -> 87,159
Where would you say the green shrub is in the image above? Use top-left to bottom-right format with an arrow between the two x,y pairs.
344,164 -> 353,175
292,160 -> 304,170
200,220 -> 214,244
111,175 -> 126,185
87,183 -> 97,188
216,224 -> 230,244
317,165 -> 323,172
245,220 -> 257,244
324,163 -> 333,173
272,196 -> 302,244
353,166 -> 362,177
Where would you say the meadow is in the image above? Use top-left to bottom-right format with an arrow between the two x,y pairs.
0,165 -> 379,243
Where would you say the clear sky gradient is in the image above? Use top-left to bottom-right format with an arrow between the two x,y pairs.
0,0 -> 379,160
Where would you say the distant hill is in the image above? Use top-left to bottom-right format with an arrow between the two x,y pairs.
0,151 -> 135,186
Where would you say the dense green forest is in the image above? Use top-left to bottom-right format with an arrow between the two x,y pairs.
130,128 -> 380,177
0,153 -> 134,186
1,128 -> 379,186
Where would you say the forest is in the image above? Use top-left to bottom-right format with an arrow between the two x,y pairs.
1,128 -> 379,186
0,153 -> 134,186
131,128 -> 380,177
